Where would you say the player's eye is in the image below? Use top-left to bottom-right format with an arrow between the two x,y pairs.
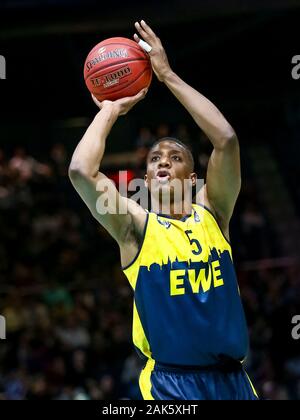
151,156 -> 160,162
172,155 -> 181,161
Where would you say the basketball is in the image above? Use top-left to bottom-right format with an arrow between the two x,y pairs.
84,37 -> 152,102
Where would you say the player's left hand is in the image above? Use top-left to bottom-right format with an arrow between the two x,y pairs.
91,87 -> 148,116
133,20 -> 172,82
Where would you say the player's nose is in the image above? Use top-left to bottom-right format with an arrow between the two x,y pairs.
158,156 -> 171,168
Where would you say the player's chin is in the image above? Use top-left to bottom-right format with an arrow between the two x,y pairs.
152,179 -> 171,190
151,183 -> 176,198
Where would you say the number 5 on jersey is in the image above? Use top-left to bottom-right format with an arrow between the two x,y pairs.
185,230 -> 202,255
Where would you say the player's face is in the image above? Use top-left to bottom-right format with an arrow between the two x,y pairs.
145,141 -> 196,198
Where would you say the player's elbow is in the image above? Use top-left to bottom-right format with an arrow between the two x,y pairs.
68,161 -> 89,182
217,129 -> 238,150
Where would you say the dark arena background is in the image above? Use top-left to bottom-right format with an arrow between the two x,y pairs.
0,0 -> 300,401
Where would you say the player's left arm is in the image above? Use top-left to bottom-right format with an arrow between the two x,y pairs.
197,137 -> 241,233
134,20 -> 241,230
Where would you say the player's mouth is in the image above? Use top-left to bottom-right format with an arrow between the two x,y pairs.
156,170 -> 171,184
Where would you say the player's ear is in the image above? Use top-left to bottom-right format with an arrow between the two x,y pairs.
144,174 -> 148,188
190,172 -> 197,187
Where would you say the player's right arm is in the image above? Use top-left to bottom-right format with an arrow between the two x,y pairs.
68,90 -> 148,259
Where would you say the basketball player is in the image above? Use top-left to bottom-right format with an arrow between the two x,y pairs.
69,20 -> 258,400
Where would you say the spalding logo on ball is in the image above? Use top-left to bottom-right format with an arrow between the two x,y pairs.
84,37 -> 152,102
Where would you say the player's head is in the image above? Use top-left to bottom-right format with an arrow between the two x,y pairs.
144,137 -> 197,202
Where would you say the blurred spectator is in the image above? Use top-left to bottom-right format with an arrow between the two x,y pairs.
50,143 -> 68,177
55,313 -> 90,350
156,122 -> 170,138
135,127 -> 155,148
175,123 -> 192,147
240,201 -> 268,260
9,147 -> 51,181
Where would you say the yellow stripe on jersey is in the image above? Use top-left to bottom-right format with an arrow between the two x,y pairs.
245,370 -> 259,399
132,301 -> 151,359
139,358 -> 155,400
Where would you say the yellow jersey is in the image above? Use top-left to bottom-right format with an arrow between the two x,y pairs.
123,203 -> 248,366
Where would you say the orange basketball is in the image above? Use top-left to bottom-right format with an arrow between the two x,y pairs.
84,37 -> 152,102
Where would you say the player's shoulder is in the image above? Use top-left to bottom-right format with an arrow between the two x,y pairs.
195,184 -> 218,218
126,197 -> 147,216
125,197 -> 148,234
195,184 -> 230,238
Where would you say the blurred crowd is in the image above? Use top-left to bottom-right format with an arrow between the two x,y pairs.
0,123 -> 299,400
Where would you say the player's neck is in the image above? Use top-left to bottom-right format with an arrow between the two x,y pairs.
151,199 -> 193,220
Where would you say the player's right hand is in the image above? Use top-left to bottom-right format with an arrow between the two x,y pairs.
133,20 -> 172,82
91,87 -> 148,116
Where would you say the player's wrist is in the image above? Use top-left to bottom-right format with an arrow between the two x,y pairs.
160,68 -> 175,83
95,102 -> 120,122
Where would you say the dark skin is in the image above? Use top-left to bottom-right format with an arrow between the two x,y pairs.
145,140 -> 197,219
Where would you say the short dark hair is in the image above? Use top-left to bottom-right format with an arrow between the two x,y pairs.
148,137 -> 195,171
